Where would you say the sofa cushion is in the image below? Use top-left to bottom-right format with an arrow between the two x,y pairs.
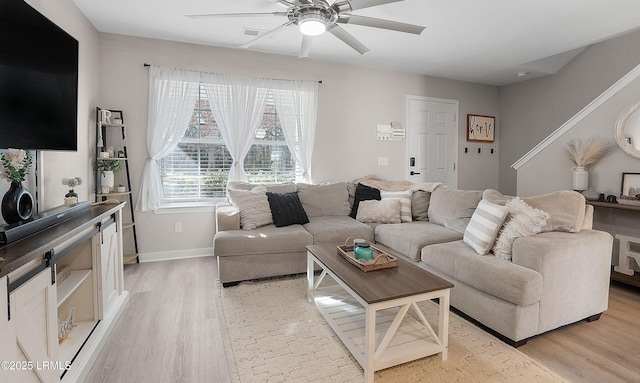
411,190 -> 431,221
421,240 -> 543,306
463,199 -> 509,255
303,216 -> 374,244
375,221 -> 463,261
523,191 -> 586,233
266,192 -> 309,227
228,181 -> 297,193
493,198 -> 549,261
350,183 -> 381,218
297,182 -> 351,217
356,199 -> 401,224
214,224 -> 313,256
483,189 -> 586,233
428,189 -> 483,234
227,187 -> 273,230
380,189 -> 412,222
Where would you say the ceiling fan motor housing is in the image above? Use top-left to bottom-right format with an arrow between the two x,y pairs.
288,2 -> 339,26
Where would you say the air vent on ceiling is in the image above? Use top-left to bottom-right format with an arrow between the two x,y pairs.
243,28 -> 264,37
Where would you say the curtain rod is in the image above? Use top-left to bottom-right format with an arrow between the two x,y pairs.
143,63 -> 322,84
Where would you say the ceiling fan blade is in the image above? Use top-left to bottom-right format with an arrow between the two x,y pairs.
299,35 -> 313,58
186,12 -> 287,19
240,20 -> 295,49
344,0 -> 403,11
273,0 -> 296,8
343,14 -> 425,35
327,24 -> 369,55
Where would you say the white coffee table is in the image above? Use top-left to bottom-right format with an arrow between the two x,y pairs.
306,244 -> 453,383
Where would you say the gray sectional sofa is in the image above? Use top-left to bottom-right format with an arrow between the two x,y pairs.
213,179 -> 613,345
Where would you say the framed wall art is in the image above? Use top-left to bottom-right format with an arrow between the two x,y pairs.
467,114 -> 495,143
621,172 -> 640,197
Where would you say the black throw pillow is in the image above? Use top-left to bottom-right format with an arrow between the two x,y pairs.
349,183 -> 381,219
266,192 -> 310,227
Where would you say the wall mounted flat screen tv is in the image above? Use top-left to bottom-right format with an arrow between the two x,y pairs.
0,0 -> 79,151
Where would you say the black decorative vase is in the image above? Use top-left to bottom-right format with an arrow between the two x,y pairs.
65,189 -> 78,205
2,181 -> 34,224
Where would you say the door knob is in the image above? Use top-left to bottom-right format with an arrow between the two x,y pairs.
410,171 -> 421,176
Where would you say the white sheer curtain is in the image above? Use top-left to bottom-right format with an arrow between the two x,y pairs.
136,66 -> 200,212
202,74 -> 269,182
272,80 -> 318,182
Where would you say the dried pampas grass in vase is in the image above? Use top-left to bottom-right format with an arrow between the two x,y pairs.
565,137 -> 610,191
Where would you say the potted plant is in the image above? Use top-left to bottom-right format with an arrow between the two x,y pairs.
97,160 -> 121,192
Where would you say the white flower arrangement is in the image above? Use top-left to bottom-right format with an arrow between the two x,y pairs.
0,149 -> 32,183
565,137 -> 609,168
62,177 -> 83,191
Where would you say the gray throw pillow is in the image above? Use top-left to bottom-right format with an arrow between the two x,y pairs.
411,190 -> 431,221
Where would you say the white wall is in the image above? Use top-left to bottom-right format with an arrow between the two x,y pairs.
23,0 -> 100,210
499,30 -> 640,195
517,74 -> 640,197
96,33 -> 500,256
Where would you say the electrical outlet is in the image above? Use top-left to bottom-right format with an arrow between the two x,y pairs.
175,222 -> 183,233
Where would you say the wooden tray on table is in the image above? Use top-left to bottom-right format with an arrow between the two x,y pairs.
337,241 -> 398,272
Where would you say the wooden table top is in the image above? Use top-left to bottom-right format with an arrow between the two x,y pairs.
307,244 -> 453,304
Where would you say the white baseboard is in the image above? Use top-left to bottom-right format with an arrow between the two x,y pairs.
137,248 -> 213,263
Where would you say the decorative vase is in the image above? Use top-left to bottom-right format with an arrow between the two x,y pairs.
1,181 -> 34,224
572,166 -> 589,191
64,189 -> 78,206
101,170 -> 114,192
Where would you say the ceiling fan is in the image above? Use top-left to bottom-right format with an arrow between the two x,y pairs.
186,0 -> 425,58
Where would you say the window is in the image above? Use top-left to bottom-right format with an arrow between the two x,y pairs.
159,84 -> 297,202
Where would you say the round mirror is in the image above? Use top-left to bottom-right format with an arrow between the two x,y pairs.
616,101 -> 640,159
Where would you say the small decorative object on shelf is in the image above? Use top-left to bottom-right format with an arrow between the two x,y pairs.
0,149 -> 34,224
98,159 -> 121,192
58,307 -> 76,343
116,184 -> 126,193
62,177 -> 82,206
565,137 -> 609,192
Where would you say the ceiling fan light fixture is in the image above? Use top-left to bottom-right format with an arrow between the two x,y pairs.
298,10 -> 327,36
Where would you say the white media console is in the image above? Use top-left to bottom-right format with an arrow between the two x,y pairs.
0,202 -> 129,383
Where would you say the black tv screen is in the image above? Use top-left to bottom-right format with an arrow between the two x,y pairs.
0,0 -> 78,151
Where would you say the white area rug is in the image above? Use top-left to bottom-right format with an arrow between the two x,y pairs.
217,276 -> 568,383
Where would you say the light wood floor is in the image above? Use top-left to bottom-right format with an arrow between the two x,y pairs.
85,256 -> 231,383
86,257 -> 640,383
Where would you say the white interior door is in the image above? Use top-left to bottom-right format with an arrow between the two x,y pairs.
406,96 -> 458,188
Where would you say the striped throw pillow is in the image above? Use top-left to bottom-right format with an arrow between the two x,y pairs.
380,189 -> 413,223
463,199 -> 509,255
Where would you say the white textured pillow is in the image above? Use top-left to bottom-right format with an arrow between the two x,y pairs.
493,197 -> 549,261
463,199 -> 509,255
227,186 -> 273,230
380,189 -> 412,223
356,199 -> 401,224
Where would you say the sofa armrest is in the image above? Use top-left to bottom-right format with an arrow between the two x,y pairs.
581,204 -> 594,230
511,230 -> 613,332
216,202 -> 240,232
